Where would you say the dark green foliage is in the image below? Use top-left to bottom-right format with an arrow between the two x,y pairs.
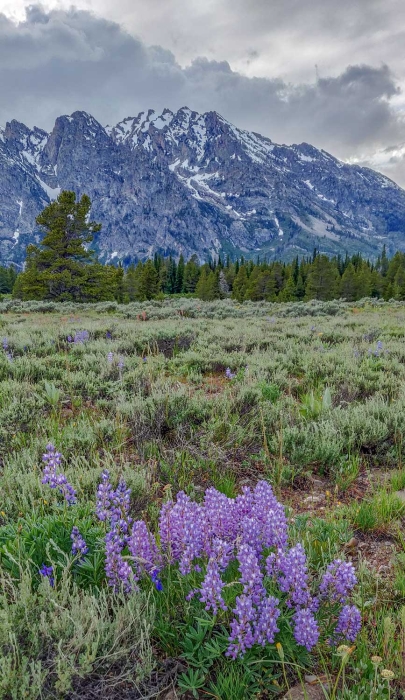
15,191 -> 117,302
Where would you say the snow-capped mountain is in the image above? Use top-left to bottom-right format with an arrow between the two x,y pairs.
1,107 -> 405,266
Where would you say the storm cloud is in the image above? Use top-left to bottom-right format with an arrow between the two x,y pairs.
1,4 -> 405,184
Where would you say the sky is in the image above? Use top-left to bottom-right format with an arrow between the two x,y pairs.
1,0 -> 405,185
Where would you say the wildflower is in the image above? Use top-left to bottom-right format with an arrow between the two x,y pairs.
71,526 -> 88,558
371,655 -> 382,664
107,351 -> 114,364
276,642 -> 284,660
225,367 -> 236,380
96,470 -> 114,521
39,564 -> 54,587
199,558 -> 227,614
5,352 -> 13,362
380,669 -> 395,680
105,528 -> 134,592
237,543 -> 265,604
73,330 -> 89,344
337,644 -> 351,655
41,443 -> 76,505
2,337 -> 8,349
253,595 -> 280,647
106,330 -> 112,339
227,594 -> 257,658
143,356 -> 147,362
128,520 -> 160,577
277,543 -> 312,608
293,608 -> 320,651
319,559 -> 357,603
151,569 -> 163,591
117,356 -> 124,370
334,604 -> 361,642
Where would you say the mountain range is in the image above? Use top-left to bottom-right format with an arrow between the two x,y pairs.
1,106 -> 405,267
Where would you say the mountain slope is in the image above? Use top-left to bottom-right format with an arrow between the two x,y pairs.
1,107 -> 405,266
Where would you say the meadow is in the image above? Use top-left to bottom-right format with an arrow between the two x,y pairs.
0,296 -> 405,699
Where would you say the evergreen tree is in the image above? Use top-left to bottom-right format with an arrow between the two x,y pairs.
340,263 -> 358,301
124,262 -> 144,301
16,191 -> 108,301
305,255 -> 339,301
183,255 -> 200,293
232,265 -> 248,302
175,254 -> 185,293
139,259 -> 159,300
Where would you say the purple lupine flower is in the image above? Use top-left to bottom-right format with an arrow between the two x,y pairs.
142,356 -> 147,362
42,443 -> 63,488
107,351 -> 114,365
117,356 -> 125,370
39,564 -> 54,587
204,488 -> 238,542
158,491 -> 205,572
5,352 -> 13,362
253,595 -> 280,646
2,337 -> 8,350
278,543 -> 312,608
67,335 -> 72,343
293,608 -> 320,651
128,520 -> 160,577
319,560 -> 357,603
96,470 -> 114,521
225,367 -> 236,380
106,331 -> 112,339
237,543 -> 265,605
110,478 -> 132,534
105,528 -> 134,592
151,569 -> 163,591
41,444 -> 76,505
211,537 -> 234,571
265,552 -> 277,577
199,558 -> 227,614
74,330 -> 89,344
334,605 -> 361,643
252,480 -> 289,551
227,594 -> 257,658
71,526 -> 88,558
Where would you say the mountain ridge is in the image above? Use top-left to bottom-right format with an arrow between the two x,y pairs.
0,106 -> 404,266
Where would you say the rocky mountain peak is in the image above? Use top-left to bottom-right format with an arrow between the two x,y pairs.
0,106 -> 404,267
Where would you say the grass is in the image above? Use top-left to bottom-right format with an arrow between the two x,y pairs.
0,297 -> 404,697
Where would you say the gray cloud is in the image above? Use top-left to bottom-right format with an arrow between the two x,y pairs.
1,6 -> 405,184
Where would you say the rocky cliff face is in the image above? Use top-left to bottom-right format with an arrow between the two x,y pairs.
1,106 -> 405,266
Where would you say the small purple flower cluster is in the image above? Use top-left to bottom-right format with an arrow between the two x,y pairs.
144,481 -> 360,656
368,340 -> 384,357
319,559 -> 357,604
107,351 -> 114,365
39,564 -> 54,586
2,336 -> 13,362
41,455 -> 361,659
71,526 -> 88,558
68,330 -> 89,344
225,367 -> 236,380
96,470 -> 139,591
334,604 -> 362,642
41,443 -> 76,505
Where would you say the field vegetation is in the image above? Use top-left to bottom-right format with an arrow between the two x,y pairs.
0,297 -> 405,698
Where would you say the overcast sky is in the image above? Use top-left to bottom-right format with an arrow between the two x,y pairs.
1,0 -> 405,185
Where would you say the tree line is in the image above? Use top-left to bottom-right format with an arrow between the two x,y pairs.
4,191 -> 405,303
